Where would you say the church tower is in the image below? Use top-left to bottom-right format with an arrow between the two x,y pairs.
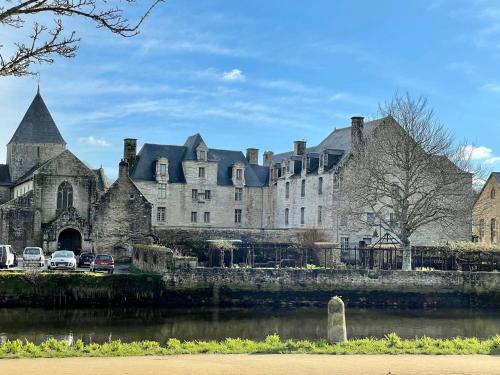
7,89 -> 66,182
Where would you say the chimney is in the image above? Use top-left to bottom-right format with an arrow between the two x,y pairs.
263,151 -> 274,167
351,116 -> 364,151
246,148 -> 259,165
294,140 -> 306,156
123,138 -> 137,167
119,159 -> 129,179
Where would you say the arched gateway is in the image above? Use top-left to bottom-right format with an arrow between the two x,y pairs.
58,228 -> 82,253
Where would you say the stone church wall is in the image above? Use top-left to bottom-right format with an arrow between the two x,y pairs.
0,192 -> 35,253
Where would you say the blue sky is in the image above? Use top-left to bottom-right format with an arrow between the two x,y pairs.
1,0 -> 500,179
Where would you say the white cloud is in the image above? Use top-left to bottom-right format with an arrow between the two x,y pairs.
462,145 -> 493,160
485,157 -> 500,164
222,69 -> 245,81
79,136 -> 111,147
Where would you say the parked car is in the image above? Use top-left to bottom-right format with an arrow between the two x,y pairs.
22,247 -> 45,267
48,250 -> 77,271
0,245 -> 15,269
90,254 -> 114,274
78,252 -> 95,268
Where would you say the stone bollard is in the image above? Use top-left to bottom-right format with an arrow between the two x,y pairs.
327,296 -> 347,344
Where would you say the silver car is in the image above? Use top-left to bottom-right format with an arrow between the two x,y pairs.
48,250 -> 77,270
23,247 -> 45,267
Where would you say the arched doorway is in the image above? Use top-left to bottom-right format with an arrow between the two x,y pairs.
58,228 -> 82,254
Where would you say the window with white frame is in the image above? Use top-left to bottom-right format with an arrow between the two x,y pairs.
157,207 -> 166,223
235,187 -> 243,201
158,163 -> 167,176
340,237 -> 349,251
157,183 -> 167,199
235,209 -> 242,223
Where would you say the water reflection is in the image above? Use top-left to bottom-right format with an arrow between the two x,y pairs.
0,307 -> 498,344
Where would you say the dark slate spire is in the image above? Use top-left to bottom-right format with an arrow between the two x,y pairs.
8,89 -> 66,145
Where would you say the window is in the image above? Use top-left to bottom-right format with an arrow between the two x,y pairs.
302,158 -> 306,170
204,212 -> 210,223
286,160 -> 290,172
157,207 -> 166,223
333,173 -> 340,189
191,212 -> 198,223
285,182 -> 290,199
192,189 -> 198,200
479,219 -> 485,241
492,188 -> 496,200
236,168 -> 243,180
285,208 -> 289,225
318,177 -> 323,195
317,206 -> 322,225
340,237 -> 349,251
300,207 -> 305,224
205,190 -> 211,200
57,182 -> 73,210
199,150 -> 206,160
367,212 -> 376,225
340,215 -> 348,227
491,218 -> 497,243
158,163 -> 167,176
319,154 -> 324,168
199,167 -> 205,178
235,187 -> 243,201
301,179 -> 306,197
235,209 -> 242,223
390,213 -> 397,227
158,183 -> 167,199
282,166 -> 286,175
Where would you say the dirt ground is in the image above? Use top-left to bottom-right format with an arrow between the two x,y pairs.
1,354 -> 499,375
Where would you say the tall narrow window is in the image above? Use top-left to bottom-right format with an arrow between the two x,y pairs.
491,218 -> 497,243
318,177 -> 323,195
492,189 -> 497,200
191,212 -> 198,223
205,190 -> 211,200
235,188 -> 243,201
236,168 -> 243,180
191,189 -> 198,200
285,208 -> 289,225
199,167 -> 205,178
317,206 -> 322,225
300,207 -> 305,224
199,150 -> 206,160
159,163 -> 167,176
235,209 -> 242,223
157,207 -> 166,223
301,179 -> 306,197
204,212 -> 210,223
340,237 -> 349,251
158,183 -> 167,199
479,219 -> 485,242
57,182 -> 73,210
319,154 -> 324,168
285,182 -> 290,199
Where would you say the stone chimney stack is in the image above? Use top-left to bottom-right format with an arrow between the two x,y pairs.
294,140 -> 306,156
351,117 -> 364,151
263,151 -> 274,167
119,159 -> 129,179
246,148 -> 259,165
123,138 -> 137,168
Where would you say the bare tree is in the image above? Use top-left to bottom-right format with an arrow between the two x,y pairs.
0,0 -> 164,77
341,94 -> 477,270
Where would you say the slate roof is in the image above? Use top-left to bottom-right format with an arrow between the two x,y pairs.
491,172 -> 500,184
269,117 -> 386,166
0,165 -> 10,186
130,135 -> 269,187
9,91 -> 66,145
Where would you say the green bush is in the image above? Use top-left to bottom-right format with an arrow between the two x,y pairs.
0,334 -> 499,358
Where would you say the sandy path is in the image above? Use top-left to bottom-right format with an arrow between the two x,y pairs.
1,355 -> 499,375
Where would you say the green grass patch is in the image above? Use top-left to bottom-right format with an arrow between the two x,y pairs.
1,333 -> 499,358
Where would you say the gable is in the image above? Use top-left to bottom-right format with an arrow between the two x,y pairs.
35,150 -> 97,179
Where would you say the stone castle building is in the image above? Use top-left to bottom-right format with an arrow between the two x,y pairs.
0,90 -> 152,256
0,90 -> 471,254
473,173 -> 500,246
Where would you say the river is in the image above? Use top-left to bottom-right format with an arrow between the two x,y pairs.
0,307 -> 499,344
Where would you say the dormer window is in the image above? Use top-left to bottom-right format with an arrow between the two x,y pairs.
319,154 -> 324,168
286,160 -> 291,173
236,168 -> 243,180
159,163 -> 167,176
199,150 -> 206,161
155,157 -> 169,181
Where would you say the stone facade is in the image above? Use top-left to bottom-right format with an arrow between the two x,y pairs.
473,173 -> 500,245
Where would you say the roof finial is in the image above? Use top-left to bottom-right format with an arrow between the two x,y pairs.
36,74 -> 40,95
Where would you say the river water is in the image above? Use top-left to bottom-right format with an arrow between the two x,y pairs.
0,307 -> 499,344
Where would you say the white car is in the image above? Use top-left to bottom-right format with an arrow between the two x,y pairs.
23,247 -> 45,267
48,250 -> 77,270
0,245 -> 16,269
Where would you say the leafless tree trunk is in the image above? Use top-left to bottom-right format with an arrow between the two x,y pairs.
341,94 -> 478,270
0,0 -> 164,77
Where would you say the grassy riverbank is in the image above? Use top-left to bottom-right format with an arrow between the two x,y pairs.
1,334 -> 500,358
